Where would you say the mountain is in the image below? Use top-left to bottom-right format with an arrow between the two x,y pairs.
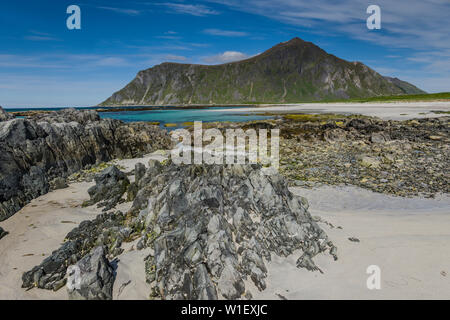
100,37 -> 425,106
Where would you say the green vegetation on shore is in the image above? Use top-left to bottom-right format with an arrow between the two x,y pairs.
315,92 -> 450,103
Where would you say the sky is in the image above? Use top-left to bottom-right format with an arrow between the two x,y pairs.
0,0 -> 449,108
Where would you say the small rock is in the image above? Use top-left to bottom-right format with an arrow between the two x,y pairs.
85,165 -> 130,210
0,227 -> 8,240
67,246 -> 115,300
50,177 -> 69,190
360,156 -> 381,168
276,293 -> 288,300
134,162 -> 146,184
371,132 -> 390,143
348,237 -> 360,243
0,106 -> 13,121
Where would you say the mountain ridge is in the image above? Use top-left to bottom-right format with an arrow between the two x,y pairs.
100,37 -> 425,106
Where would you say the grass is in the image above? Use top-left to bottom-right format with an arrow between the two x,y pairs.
302,92 -> 450,103
281,113 -> 364,122
431,110 -> 450,114
186,92 -> 450,105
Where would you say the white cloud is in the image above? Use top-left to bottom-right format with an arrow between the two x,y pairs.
97,6 -> 142,16
24,30 -> 59,41
203,29 -> 249,37
156,3 -> 219,16
163,54 -> 188,62
205,0 -> 450,92
206,0 -> 450,50
202,51 -> 249,64
96,57 -> 130,66
24,35 -> 59,41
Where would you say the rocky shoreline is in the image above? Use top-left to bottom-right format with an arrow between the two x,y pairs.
212,114 -> 448,198
0,107 -> 172,221
0,107 -> 448,300
21,161 -> 335,300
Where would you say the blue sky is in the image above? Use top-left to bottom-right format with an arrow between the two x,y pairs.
1,0 -> 449,108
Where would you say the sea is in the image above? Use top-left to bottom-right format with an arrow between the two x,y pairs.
5,106 -> 273,130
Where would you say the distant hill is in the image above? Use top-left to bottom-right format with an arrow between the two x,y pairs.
100,37 -> 425,106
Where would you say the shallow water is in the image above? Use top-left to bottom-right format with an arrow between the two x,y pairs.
5,106 -> 273,129
99,107 -> 272,127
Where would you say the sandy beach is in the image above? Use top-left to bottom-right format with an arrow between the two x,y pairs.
255,186 -> 450,300
215,101 -> 450,120
1,153 -> 448,299
0,153 -> 163,300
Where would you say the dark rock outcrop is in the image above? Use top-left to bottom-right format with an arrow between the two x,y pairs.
22,162 -> 335,299
67,246 -> 115,300
130,163 -> 336,300
22,211 -> 126,290
0,108 -> 172,221
0,107 -> 13,121
83,166 -> 130,211
0,226 -> 8,240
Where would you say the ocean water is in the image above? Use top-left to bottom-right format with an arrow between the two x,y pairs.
5,106 -> 272,129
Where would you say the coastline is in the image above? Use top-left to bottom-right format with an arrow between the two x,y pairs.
1,164 -> 448,300
211,101 -> 450,120
0,107 -> 448,300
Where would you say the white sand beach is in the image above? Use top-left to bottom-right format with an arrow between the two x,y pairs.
253,186 -> 450,300
0,153 -> 163,300
215,101 -> 450,120
1,160 -> 449,300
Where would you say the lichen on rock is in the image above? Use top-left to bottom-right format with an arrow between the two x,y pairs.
130,162 -> 336,300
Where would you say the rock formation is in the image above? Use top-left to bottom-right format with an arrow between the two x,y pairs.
67,246 -> 115,300
22,211 -> 126,290
22,162 -> 335,299
130,162 -> 336,299
83,165 -> 130,211
0,106 -> 13,122
0,108 -> 172,221
0,226 -> 8,240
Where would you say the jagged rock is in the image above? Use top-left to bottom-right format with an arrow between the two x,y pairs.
0,226 -> 8,240
49,177 -> 69,190
135,162 -> 146,184
126,163 -> 146,202
22,240 -> 83,290
0,106 -> 13,121
84,166 -> 130,211
0,109 -> 172,221
126,183 -> 139,202
360,156 -> 381,168
324,128 -> 347,142
371,132 -> 390,143
22,211 -> 125,290
67,246 -> 115,300
134,163 -> 335,300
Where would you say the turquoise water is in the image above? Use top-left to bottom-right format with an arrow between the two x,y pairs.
100,108 -> 271,125
5,106 -> 272,129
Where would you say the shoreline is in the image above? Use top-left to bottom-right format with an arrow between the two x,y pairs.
1,161 -> 448,300
5,100 -> 449,122
212,101 -> 450,120
0,107 -> 448,300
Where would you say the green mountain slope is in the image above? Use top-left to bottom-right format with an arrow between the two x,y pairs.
100,37 -> 426,106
